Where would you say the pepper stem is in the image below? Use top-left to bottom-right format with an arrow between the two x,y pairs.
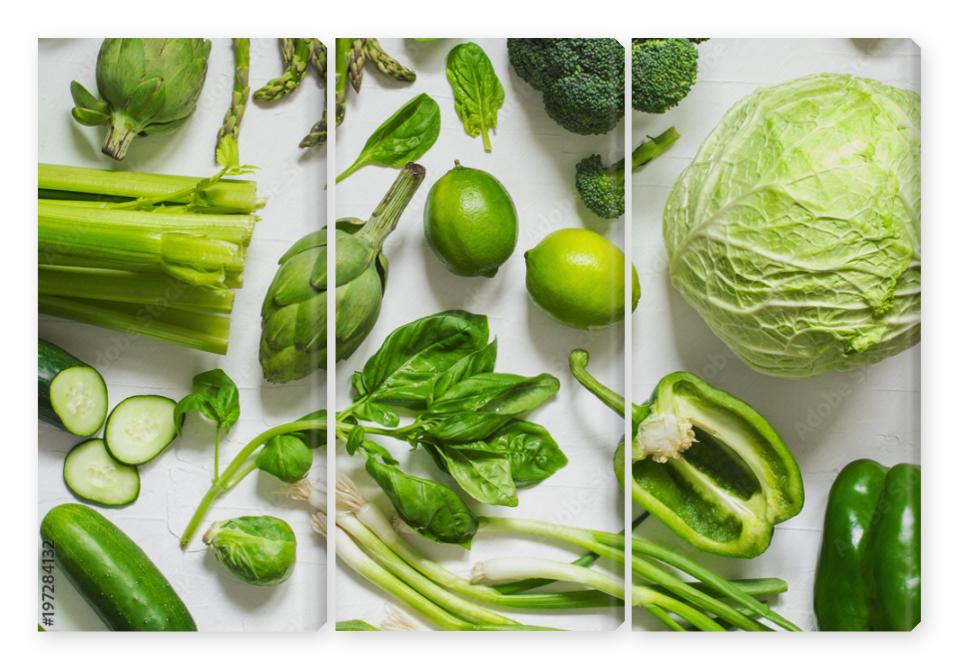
356,162 -> 426,253
570,348 -> 645,423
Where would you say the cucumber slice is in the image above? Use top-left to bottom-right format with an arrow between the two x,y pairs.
104,395 -> 178,465
49,367 -> 109,436
39,339 -> 108,436
63,439 -> 140,506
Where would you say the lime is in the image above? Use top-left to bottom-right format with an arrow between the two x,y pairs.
424,162 -> 518,277
525,228 -> 640,329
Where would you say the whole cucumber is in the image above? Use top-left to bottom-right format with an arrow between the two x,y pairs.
40,503 -> 196,631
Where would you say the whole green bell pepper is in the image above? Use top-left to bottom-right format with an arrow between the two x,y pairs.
569,350 -> 804,558
814,459 -> 921,631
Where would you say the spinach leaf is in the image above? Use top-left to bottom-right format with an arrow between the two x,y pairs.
365,456 -> 478,546
421,372 -> 560,442
427,443 -> 517,507
484,420 -> 568,487
175,368 -> 240,435
336,93 -> 441,183
352,310 -> 490,412
446,42 -> 504,153
255,434 -> 313,483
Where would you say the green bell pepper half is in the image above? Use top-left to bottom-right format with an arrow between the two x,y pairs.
570,351 -> 804,559
814,459 -> 920,631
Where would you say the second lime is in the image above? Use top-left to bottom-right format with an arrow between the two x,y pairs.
526,228 -> 640,330
424,162 -> 518,278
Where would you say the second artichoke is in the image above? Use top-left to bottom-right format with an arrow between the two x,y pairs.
259,163 -> 426,383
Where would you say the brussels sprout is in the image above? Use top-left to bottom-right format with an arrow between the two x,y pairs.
203,516 -> 296,586
255,434 -> 313,483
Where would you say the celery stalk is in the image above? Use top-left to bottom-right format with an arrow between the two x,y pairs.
38,163 -> 264,213
39,200 -> 256,245
39,215 -> 246,287
39,267 -> 235,314
39,295 -> 230,354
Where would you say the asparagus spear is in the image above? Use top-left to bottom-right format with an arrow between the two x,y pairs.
280,38 -> 295,67
299,109 -> 327,148
307,38 -> 326,79
254,38 -> 310,102
215,38 -> 250,164
334,38 -> 350,126
348,38 -> 367,93
365,38 -> 416,81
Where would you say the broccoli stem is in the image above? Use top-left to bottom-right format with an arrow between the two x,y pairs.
631,126 -> 680,170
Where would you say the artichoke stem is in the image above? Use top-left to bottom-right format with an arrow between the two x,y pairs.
102,113 -> 140,160
357,162 -> 427,250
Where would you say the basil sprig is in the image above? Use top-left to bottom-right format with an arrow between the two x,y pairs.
340,310 -> 567,546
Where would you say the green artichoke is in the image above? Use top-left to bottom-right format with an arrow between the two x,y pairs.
260,163 -> 426,383
70,38 -> 212,160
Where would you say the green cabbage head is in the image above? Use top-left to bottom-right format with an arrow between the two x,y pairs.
664,73 -> 920,378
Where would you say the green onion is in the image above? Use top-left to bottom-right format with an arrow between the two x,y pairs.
338,481 -> 616,610
336,476 -> 797,630
337,512 -> 520,626
471,557 -> 724,632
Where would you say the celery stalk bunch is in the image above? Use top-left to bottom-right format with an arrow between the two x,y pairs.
38,158 -> 262,354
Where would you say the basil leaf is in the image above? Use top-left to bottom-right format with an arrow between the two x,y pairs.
429,339 -> 497,404
422,372 -> 560,441
427,443 -> 517,507
353,310 -> 490,410
345,425 -> 365,455
255,434 -> 313,483
484,420 -> 568,487
446,42 -> 504,153
352,400 -> 399,428
344,429 -> 399,465
365,456 -> 478,546
175,368 -> 240,435
336,93 -> 441,183
291,409 -> 327,448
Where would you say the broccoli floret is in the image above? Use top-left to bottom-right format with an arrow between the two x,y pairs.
632,39 -> 700,113
575,154 -> 625,219
508,38 -> 624,135
507,38 -> 556,91
575,127 -> 680,219
544,73 -> 623,136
